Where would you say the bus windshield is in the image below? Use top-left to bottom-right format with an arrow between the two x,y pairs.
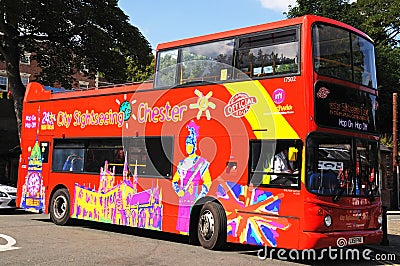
306,133 -> 380,198
313,23 -> 377,89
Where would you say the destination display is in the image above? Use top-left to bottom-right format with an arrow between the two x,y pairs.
314,81 -> 378,134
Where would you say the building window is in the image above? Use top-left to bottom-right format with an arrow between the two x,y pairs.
0,76 -> 29,91
21,77 -> 29,86
0,76 -> 8,91
79,81 -> 89,89
20,53 -> 31,65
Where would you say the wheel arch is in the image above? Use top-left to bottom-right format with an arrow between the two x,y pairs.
189,196 -> 226,245
48,184 -> 70,214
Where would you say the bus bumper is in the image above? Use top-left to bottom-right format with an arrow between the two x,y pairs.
299,229 -> 383,250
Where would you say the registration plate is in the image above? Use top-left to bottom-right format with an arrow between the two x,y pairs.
348,236 -> 363,245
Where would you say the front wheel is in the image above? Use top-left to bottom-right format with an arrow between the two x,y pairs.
49,188 -> 70,225
197,202 -> 226,250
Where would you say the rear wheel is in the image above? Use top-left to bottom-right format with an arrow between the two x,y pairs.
197,202 -> 226,250
49,188 -> 70,225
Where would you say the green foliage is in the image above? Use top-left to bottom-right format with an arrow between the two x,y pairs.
0,0 -> 152,88
357,0 -> 400,47
156,52 -> 178,86
0,0 -> 153,138
286,0 -> 400,134
126,55 -> 155,82
285,0 -> 360,26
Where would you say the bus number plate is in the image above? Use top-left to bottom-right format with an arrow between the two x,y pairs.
348,237 -> 363,245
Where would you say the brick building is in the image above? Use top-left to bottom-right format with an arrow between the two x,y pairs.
0,53 -> 100,186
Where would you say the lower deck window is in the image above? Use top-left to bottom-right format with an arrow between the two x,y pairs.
54,148 -> 85,172
52,141 -> 85,172
52,137 -> 174,178
124,136 -> 173,178
52,139 -> 124,174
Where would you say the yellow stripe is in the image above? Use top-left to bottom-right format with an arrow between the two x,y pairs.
224,81 -> 299,139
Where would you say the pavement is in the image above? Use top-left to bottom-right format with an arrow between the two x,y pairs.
367,210 -> 400,264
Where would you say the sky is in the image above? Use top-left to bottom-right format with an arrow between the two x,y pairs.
118,0 -> 297,51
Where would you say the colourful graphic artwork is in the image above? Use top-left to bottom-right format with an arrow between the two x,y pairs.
20,139 -> 46,212
224,92 -> 257,118
189,89 -> 216,120
137,102 -> 187,123
73,158 -> 163,230
217,182 -> 290,247
172,121 -> 212,234
116,94 -> 137,124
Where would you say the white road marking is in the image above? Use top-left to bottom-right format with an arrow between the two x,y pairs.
0,234 -> 20,252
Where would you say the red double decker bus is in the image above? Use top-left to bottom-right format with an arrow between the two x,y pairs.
17,15 -> 382,250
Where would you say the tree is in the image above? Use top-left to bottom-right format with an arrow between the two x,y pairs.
286,0 -> 359,26
0,0 -> 153,139
286,0 -> 400,134
356,0 -> 400,134
126,55 -> 155,83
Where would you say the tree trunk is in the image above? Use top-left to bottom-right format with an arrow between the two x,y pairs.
4,35 -> 25,142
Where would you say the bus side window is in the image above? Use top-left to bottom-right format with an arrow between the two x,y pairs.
85,150 -> 101,173
62,153 -> 83,172
84,139 -> 124,175
52,146 -> 84,172
40,142 -> 49,163
249,140 -> 301,188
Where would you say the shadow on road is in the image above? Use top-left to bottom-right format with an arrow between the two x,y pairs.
32,216 -> 260,253
0,208 -> 37,215
30,217 -> 398,265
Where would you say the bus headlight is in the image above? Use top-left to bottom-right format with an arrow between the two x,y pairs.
378,214 -> 382,225
324,215 -> 332,227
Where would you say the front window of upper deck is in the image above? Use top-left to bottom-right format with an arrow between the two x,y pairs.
313,24 -> 377,89
306,133 -> 380,198
156,49 -> 179,87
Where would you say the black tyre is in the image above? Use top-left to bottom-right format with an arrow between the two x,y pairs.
197,202 -> 226,250
49,188 -> 70,225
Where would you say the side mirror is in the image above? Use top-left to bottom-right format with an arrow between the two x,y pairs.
288,147 -> 298,161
